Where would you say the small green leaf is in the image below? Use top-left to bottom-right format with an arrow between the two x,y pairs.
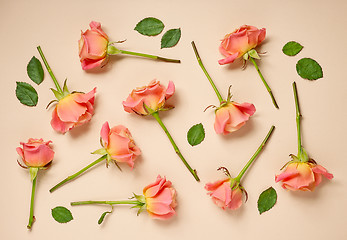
257,187 -> 277,215
134,17 -> 164,36
187,123 -> 205,146
51,206 -> 73,223
27,56 -> 44,85
296,58 -> 323,80
98,206 -> 113,224
15,82 -> 38,106
161,28 -> 181,49
282,41 -> 303,56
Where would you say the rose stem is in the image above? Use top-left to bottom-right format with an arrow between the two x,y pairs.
292,82 -> 302,156
191,41 -> 224,104
151,112 -> 200,182
37,46 -> 63,94
49,155 -> 107,193
249,57 -> 279,109
71,200 -> 141,206
118,49 -> 180,63
234,125 -> 275,182
27,175 -> 37,229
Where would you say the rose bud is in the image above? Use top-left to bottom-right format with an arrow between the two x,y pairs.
79,21 -> 109,70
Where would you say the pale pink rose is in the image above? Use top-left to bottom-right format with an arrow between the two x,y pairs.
143,175 -> 177,219
218,25 -> 266,65
51,88 -> 96,134
100,122 -> 141,168
79,21 -> 109,70
122,80 -> 175,115
16,138 -> 54,168
205,178 -> 243,210
214,102 -> 256,135
275,162 -> 333,191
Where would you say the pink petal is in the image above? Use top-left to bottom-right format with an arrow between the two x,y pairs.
218,52 -> 239,65
100,122 -> 110,146
144,176 -> 168,198
214,107 -> 230,134
312,165 -> 334,180
165,81 -> 175,99
233,102 -> 256,116
73,88 -> 96,104
227,188 -> 243,210
81,58 -> 107,70
56,96 -> 87,122
16,147 -> 24,159
50,107 -> 74,133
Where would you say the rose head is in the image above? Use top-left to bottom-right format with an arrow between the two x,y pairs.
122,80 -> 175,115
218,25 -> 266,65
143,175 -> 177,219
17,138 -> 54,168
214,101 -> 256,135
275,161 -> 333,191
205,178 -> 243,210
79,21 -> 109,70
100,121 -> 141,168
51,88 -> 96,134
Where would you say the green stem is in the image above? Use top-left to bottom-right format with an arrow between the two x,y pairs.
119,50 -> 180,63
37,46 -> 63,94
27,175 -> 37,229
49,155 -> 107,193
191,41 -> 224,104
234,125 -> 275,182
71,200 -> 141,206
249,57 -> 279,109
151,112 -> 200,182
292,82 -> 302,156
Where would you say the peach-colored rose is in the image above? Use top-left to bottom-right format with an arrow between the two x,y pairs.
214,101 -> 256,135
205,178 -> 243,210
143,175 -> 177,219
100,121 -> 141,168
16,138 -> 54,168
79,21 -> 109,70
122,80 -> 175,115
275,162 -> 333,191
51,88 -> 96,134
218,25 -> 266,65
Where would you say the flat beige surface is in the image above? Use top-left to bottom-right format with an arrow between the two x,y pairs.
1,0 -> 346,239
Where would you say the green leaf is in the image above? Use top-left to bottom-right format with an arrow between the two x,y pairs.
187,123 -> 205,146
51,206 -> 73,223
134,17 -> 164,36
282,41 -> 303,56
15,82 -> 38,107
296,58 -> 323,80
27,56 -> 44,85
98,210 -> 112,225
161,28 -> 181,49
257,187 -> 277,215
91,148 -> 108,155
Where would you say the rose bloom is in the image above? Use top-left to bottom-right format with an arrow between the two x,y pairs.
205,178 -> 243,210
143,175 -> 177,219
218,25 -> 266,65
79,21 -> 109,70
214,102 -> 256,135
122,80 -> 175,115
275,162 -> 333,191
51,88 -> 96,134
100,121 -> 141,168
16,138 -> 54,168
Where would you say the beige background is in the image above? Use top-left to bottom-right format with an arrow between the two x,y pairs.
1,0 -> 346,239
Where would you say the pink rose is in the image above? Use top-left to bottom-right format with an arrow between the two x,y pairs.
100,122 -> 141,168
275,162 -> 333,191
143,175 -> 177,219
51,88 -> 96,134
205,178 -> 243,210
79,21 -> 109,70
218,25 -> 266,65
214,101 -> 256,135
122,80 -> 175,115
16,138 -> 54,168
